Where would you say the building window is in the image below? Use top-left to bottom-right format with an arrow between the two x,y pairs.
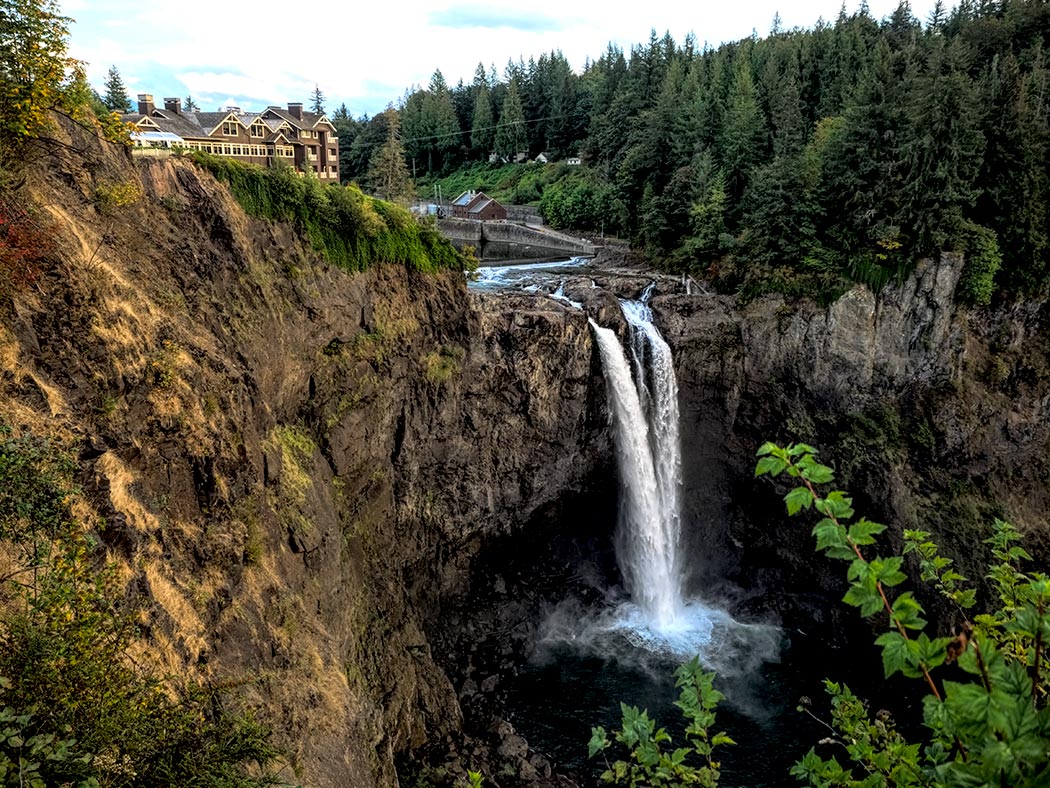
251,124 -> 264,137
222,121 -> 237,136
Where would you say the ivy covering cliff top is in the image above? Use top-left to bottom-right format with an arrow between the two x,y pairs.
187,152 -> 464,274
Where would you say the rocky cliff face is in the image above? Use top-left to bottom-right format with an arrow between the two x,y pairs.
647,256 -> 1050,631
1,119 -> 609,787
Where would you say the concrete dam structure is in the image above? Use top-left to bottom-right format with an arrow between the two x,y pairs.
437,218 -> 597,260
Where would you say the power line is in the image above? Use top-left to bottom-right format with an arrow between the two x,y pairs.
399,108 -> 590,146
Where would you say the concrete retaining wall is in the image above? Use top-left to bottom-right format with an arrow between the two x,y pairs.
505,204 -> 543,224
436,218 -> 595,259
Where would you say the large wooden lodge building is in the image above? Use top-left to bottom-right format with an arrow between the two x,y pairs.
123,95 -> 339,181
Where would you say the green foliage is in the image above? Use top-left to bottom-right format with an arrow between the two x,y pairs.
187,152 -> 464,273
956,221 -> 1002,306
757,441 -> 1050,788
494,78 -> 527,160
367,109 -> 414,206
0,0 -> 86,162
540,172 -> 623,234
0,423 -> 283,787
93,180 -> 142,212
422,345 -> 465,384
588,656 -> 732,786
398,3 -> 1050,297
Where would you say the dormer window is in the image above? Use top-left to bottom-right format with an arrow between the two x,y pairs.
222,121 -> 238,136
251,122 -> 265,137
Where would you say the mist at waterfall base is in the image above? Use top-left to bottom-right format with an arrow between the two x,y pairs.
504,293 -> 813,786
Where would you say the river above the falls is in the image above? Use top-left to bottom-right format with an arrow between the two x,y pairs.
468,257 -> 593,292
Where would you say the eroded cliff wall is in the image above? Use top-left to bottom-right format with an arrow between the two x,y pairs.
650,257 -> 1050,630
1,120 -> 608,787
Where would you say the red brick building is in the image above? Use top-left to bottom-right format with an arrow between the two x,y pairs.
450,191 -> 507,221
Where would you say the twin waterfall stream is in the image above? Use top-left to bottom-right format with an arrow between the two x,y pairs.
499,270 -> 795,784
589,294 -> 683,629
584,286 -> 765,661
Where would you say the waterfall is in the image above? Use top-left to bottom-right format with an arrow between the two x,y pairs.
537,286 -> 781,667
589,295 -> 684,630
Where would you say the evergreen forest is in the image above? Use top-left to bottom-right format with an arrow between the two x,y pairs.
335,0 -> 1050,303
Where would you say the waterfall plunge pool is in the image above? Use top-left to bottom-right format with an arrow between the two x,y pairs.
457,280 -> 899,786
503,619 -> 832,787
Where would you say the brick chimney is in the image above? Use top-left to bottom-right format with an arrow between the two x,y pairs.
163,97 -> 181,115
137,94 -> 155,115
288,102 -> 303,120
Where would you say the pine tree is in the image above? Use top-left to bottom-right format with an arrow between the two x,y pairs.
103,65 -> 131,113
719,54 -> 766,205
819,38 -> 907,259
770,49 -> 806,157
422,70 -> 461,171
543,52 -> 577,157
310,84 -> 325,115
899,37 -> 984,253
494,78 -> 527,159
977,53 -> 1049,291
367,110 -> 414,205
470,83 -> 494,158
343,110 -> 388,184
183,95 -> 199,112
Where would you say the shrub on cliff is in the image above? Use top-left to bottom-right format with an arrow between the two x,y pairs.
187,152 -> 463,274
0,0 -> 130,169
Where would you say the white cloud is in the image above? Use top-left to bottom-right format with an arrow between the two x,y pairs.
68,0 -> 938,116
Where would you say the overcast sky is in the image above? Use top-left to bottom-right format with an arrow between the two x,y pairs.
67,0 -> 939,118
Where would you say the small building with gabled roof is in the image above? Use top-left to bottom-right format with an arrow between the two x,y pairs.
450,190 -> 507,221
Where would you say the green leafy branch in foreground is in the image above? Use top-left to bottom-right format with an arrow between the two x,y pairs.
588,656 -> 733,787
756,441 -> 1050,788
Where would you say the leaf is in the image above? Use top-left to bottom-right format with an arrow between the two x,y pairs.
756,442 -> 777,457
588,726 -> 609,758
915,633 -> 950,670
813,519 -> 848,553
785,486 -> 814,516
848,519 -> 887,546
843,583 -> 883,617
891,592 -> 927,631
872,556 -> 907,587
755,456 -> 787,478
875,631 -> 913,678
711,732 -> 736,747
797,454 -> 835,484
